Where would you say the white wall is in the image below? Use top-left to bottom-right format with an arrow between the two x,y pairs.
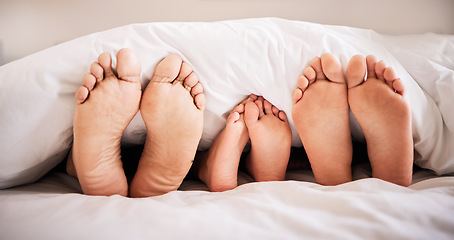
1,0 -> 453,65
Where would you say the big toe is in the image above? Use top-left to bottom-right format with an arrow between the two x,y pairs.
116,48 -> 141,83
346,55 -> 366,89
320,53 -> 345,84
152,54 -> 183,83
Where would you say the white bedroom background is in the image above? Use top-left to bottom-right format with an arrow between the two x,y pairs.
0,0 -> 453,65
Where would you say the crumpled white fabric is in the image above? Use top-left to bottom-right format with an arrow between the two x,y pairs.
0,18 -> 453,188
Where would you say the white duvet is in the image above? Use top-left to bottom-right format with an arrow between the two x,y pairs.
0,18 -> 453,188
1,18 -> 454,239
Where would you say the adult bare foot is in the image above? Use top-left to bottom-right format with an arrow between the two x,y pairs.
129,55 -> 205,198
198,94 -> 257,192
70,49 -> 142,196
292,53 -> 352,185
347,55 -> 413,186
244,97 -> 292,182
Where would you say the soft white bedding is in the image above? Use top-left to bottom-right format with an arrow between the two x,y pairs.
1,18 -> 454,239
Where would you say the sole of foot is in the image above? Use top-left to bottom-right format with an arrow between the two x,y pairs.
347,55 -> 413,186
244,96 -> 292,182
292,53 -> 352,185
70,48 -> 142,196
129,54 -> 205,197
198,94 -> 257,192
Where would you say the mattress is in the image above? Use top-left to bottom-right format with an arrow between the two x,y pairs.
1,18 -> 454,239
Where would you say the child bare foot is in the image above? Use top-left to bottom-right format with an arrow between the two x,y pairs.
198,95 -> 257,192
244,97 -> 292,181
70,49 -> 142,196
129,55 -> 205,198
292,53 -> 352,185
347,55 -> 413,186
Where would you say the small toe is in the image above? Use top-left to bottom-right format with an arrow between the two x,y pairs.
292,88 -> 303,105
190,82 -> 204,98
183,72 -> 199,90
98,52 -> 115,79
303,66 -> 317,85
272,106 -> 279,116
383,67 -> 397,89
346,55 -> 366,89
82,73 -> 97,91
255,97 -> 265,118
194,93 -> 206,110
392,78 -> 405,95
309,57 -> 326,80
366,55 -> 378,79
375,60 -> 387,81
244,101 -> 260,126
278,111 -> 288,122
75,86 -> 89,104
90,62 -> 104,82
297,75 -> 309,91
264,100 -> 273,115
177,62 -> 193,85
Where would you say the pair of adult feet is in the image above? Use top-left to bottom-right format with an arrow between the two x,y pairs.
68,49 -> 205,197
292,53 -> 413,186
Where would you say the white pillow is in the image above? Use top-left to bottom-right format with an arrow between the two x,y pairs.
1,18 -> 453,188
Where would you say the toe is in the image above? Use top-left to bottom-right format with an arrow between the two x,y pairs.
303,66 -> 317,85
177,62 -> 193,85
321,53 -> 345,84
383,67 -> 397,89
244,101 -> 260,126
366,55 -> 378,79
90,62 -> 104,82
75,86 -> 89,104
392,78 -> 405,95
375,60 -> 387,81
292,88 -> 303,105
309,57 -> 326,80
190,82 -> 204,98
194,92 -> 206,110
116,48 -> 141,84
278,111 -> 288,122
255,97 -> 265,118
264,100 -> 273,115
82,73 -> 96,91
227,111 -> 241,125
297,75 -> 309,91
249,94 -> 258,101
272,106 -> 279,116
183,72 -> 198,90
233,102 -> 245,114
98,52 -> 115,79
346,55 -> 366,89
152,54 -> 183,83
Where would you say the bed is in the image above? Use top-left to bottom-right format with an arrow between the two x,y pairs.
1,18 -> 454,239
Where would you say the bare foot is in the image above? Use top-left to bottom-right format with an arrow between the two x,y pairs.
70,49 -> 142,196
198,94 -> 257,192
347,55 -> 413,186
292,53 -> 352,185
244,97 -> 292,181
129,55 -> 205,198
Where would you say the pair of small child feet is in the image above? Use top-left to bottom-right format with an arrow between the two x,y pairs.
68,49 -> 413,198
199,53 -> 413,192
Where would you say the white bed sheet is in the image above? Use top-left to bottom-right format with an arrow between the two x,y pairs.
1,20 -> 454,239
1,166 -> 454,240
